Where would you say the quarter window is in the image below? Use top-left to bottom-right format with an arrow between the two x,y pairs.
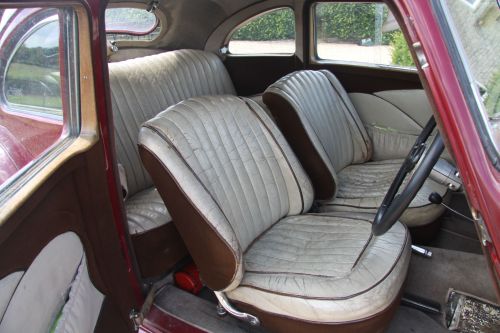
228,8 -> 296,55
313,2 -> 415,68
105,7 -> 160,42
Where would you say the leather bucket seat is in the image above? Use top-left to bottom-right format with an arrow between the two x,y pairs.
138,95 -> 411,333
263,70 -> 449,228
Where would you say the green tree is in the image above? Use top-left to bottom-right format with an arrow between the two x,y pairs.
232,9 -> 295,41
390,31 -> 414,67
485,71 -> 500,117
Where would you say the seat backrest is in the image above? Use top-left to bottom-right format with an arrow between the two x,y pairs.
263,70 -> 372,200
138,95 -> 313,291
109,49 -> 236,197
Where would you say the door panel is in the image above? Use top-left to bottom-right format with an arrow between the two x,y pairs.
225,55 -> 301,96
308,63 -> 422,93
0,232 -> 103,333
0,144 -> 137,332
0,4 -> 138,332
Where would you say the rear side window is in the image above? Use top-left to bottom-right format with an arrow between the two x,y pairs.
5,20 -> 62,113
314,2 -> 415,68
0,8 -> 79,189
228,7 -> 295,55
105,7 -> 160,41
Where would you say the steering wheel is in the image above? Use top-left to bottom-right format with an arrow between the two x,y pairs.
372,116 -> 444,236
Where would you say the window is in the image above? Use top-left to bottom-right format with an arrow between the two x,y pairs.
228,8 -> 295,55
442,0 -> 499,152
105,7 -> 160,42
0,8 -> 79,189
5,19 -> 62,114
313,2 -> 415,68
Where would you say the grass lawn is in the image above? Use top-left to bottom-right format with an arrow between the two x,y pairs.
7,62 -> 60,82
7,95 -> 62,115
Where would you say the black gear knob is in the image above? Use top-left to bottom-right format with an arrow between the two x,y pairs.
428,192 -> 443,205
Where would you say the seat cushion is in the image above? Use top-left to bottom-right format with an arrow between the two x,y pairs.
227,212 -> 411,323
125,187 -> 171,234
318,160 -> 449,227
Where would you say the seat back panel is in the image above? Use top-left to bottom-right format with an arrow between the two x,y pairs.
264,70 -> 372,199
109,49 -> 236,196
139,96 -> 313,290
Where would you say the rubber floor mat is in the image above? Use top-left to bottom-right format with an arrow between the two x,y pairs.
445,289 -> 500,333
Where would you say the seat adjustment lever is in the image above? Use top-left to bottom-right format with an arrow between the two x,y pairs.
411,245 -> 433,258
214,291 -> 260,326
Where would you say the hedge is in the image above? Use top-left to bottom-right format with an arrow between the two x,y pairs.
232,9 -> 295,41
232,3 -> 393,43
390,31 -> 414,67
485,71 -> 500,117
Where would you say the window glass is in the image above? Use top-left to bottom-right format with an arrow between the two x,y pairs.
314,2 -> 415,68
443,0 -> 499,150
228,8 -> 295,55
5,19 -> 61,113
0,8 -> 78,189
105,7 -> 160,42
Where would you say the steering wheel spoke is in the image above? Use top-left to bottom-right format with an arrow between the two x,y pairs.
372,116 -> 444,236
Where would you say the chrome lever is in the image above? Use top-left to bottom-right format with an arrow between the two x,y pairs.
412,245 -> 433,258
214,291 -> 260,326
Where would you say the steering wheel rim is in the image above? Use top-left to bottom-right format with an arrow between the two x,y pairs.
372,116 -> 444,236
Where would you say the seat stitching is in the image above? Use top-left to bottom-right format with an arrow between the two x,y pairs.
242,98 -> 305,214
238,226 -> 409,300
140,125 -> 240,251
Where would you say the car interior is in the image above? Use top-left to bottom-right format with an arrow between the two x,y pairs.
0,0 -> 498,332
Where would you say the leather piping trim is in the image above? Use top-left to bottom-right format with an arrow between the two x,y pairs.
232,286 -> 403,326
0,270 -> 25,324
242,98 -> 306,214
138,139 -> 241,287
305,212 -> 373,223
244,270 -> 355,279
245,214 -> 374,276
351,233 -> 373,270
320,71 -> 372,160
245,213 -> 374,258
323,201 -> 437,210
243,219 -> 282,255
263,90 -> 337,199
266,88 -> 333,166
373,93 -> 423,129
141,125 -> 237,239
237,226 -> 409,300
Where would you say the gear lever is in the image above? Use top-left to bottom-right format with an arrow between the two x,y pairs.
428,192 -> 474,222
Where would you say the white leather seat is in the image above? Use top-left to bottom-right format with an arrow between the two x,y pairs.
108,49 -> 236,234
138,95 -> 410,333
321,159 -> 448,224
263,70 -> 448,228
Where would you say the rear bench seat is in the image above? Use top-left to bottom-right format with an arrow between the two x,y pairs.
108,49 -> 236,277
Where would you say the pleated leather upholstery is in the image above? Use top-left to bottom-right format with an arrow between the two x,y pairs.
109,49 -> 236,197
320,160 -> 448,227
109,49 -> 235,233
264,70 -> 448,227
229,212 -> 410,322
139,97 -> 410,327
265,70 -> 372,172
139,96 -> 313,252
125,187 -> 171,234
